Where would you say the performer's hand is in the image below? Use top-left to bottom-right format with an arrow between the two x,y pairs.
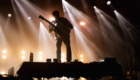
49,27 -> 53,33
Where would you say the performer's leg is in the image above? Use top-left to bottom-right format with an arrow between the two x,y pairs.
63,37 -> 72,62
56,39 -> 62,63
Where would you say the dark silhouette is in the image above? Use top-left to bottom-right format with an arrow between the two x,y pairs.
49,10 -> 73,63
17,58 -> 128,80
30,52 -> 33,62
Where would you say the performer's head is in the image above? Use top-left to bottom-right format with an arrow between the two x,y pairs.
52,10 -> 60,19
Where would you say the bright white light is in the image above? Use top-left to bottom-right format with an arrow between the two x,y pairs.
50,17 -> 55,21
28,17 -> 31,20
61,58 -> 64,62
99,59 -> 104,62
3,55 -> 6,59
61,77 -> 65,80
1,72 -> 5,74
81,59 -> 83,62
114,10 -> 117,13
80,22 -> 85,25
3,50 -> 6,53
22,51 -> 25,54
82,78 -> 84,80
61,53 -> 64,57
22,56 -> 25,59
39,57 -> 42,60
80,55 -> 83,57
94,6 -> 96,8
107,1 -> 111,5
39,52 -> 42,55
8,13 -> 12,17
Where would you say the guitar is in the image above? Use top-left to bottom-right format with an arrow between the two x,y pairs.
39,15 -> 70,40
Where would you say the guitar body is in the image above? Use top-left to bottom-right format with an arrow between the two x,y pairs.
53,27 -> 70,40
39,15 -> 70,40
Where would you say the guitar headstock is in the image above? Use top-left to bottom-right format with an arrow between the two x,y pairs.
39,15 -> 45,20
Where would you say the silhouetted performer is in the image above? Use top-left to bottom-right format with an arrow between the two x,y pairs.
49,10 -> 73,63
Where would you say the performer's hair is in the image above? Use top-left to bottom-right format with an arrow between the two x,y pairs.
52,10 -> 59,16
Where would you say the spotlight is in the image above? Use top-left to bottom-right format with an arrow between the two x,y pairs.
107,1 -> 111,5
61,58 -> 64,62
1,72 -> 5,74
8,13 -> 12,17
82,78 -> 84,80
28,17 -> 31,20
50,17 -> 55,21
61,53 -> 64,57
94,6 -> 96,8
61,77 -> 65,80
39,52 -> 42,55
98,58 -> 104,62
80,55 -> 83,57
22,51 -> 25,54
114,10 -> 116,12
81,59 -> 83,62
3,50 -> 6,53
3,55 -> 6,59
39,57 -> 42,60
80,22 -> 85,26
22,56 -> 25,59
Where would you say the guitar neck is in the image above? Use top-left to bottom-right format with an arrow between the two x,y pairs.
43,19 -> 54,26
39,15 -> 54,26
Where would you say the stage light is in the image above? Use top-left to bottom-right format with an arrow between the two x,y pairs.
1,72 -> 5,74
50,17 -> 55,22
8,13 -> 12,17
61,58 -> 64,62
3,55 -> 6,59
81,59 -> 83,62
61,53 -> 64,57
80,22 -> 85,26
39,57 -> 42,60
82,78 -> 84,80
39,52 -> 42,55
114,10 -> 116,13
94,6 -> 96,8
61,77 -> 65,80
28,17 -> 31,20
80,55 -> 83,57
3,50 -> 6,53
107,1 -> 111,5
22,56 -> 25,59
22,51 -> 25,54
98,59 -> 104,62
